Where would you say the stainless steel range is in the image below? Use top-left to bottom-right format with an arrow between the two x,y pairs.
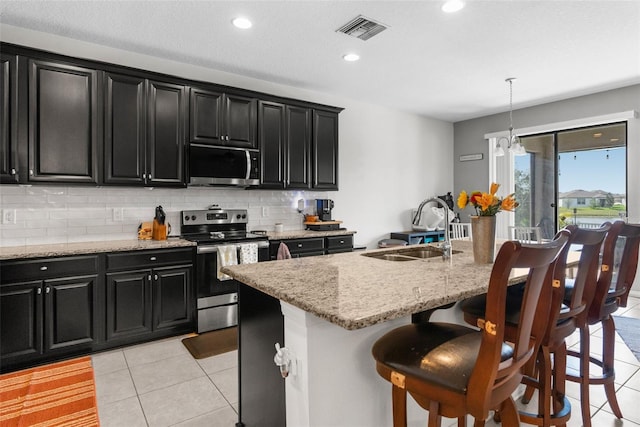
180,207 -> 269,332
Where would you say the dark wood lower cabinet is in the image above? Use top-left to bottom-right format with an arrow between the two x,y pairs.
0,272 -> 99,372
0,248 -> 195,373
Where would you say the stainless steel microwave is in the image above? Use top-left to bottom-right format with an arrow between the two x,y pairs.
188,144 -> 260,187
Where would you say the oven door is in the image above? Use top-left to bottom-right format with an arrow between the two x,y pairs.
195,241 -> 269,332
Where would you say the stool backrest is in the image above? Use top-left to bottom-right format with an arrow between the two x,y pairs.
589,221 -> 640,321
560,223 -> 611,328
467,232 -> 569,414
450,223 -> 472,241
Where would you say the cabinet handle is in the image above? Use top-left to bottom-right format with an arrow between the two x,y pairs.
45,287 -> 50,294
339,240 -> 344,244
29,169 -> 34,176
37,288 -> 42,295
148,274 -> 152,281
150,256 -> 157,261
154,274 -> 158,281
40,266 -> 48,271
298,243 -> 303,248
142,174 -> 146,179
11,168 -> 16,175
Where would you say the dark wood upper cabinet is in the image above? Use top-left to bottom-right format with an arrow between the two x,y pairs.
190,87 -> 257,149
259,101 -> 286,188
312,110 -> 339,190
0,53 -> 19,184
104,74 -> 186,186
147,80 -> 186,186
27,59 -> 100,184
286,106 -> 311,188
104,72 -> 146,185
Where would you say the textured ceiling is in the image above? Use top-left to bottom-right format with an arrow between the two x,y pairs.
1,0 -> 639,122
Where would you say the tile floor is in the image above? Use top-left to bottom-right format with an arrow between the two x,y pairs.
92,295 -> 640,427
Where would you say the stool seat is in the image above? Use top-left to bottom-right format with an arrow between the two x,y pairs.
373,322 -> 514,394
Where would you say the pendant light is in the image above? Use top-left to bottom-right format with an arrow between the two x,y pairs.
495,78 -> 526,156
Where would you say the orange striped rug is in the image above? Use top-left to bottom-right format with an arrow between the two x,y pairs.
0,356 -> 99,427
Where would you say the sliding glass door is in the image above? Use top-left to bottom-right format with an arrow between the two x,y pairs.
513,122 -> 627,238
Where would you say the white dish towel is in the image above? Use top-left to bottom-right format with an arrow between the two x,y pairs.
239,243 -> 259,264
217,245 -> 238,280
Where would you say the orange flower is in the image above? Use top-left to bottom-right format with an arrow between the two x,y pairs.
501,194 -> 518,212
457,182 -> 518,216
476,193 -> 497,212
457,191 -> 468,209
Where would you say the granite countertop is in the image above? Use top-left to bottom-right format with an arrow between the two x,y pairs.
222,240 -> 521,331
262,229 -> 357,240
0,238 -> 196,260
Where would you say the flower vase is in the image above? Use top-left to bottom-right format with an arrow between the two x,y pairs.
471,215 -> 496,264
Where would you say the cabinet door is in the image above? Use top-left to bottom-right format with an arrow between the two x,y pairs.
106,270 -> 152,340
225,94 -> 257,148
0,280 -> 43,360
286,106 -> 311,189
44,275 -> 98,352
153,265 -> 192,330
1,53 -> 19,184
259,101 -> 285,188
28,59 -> 100,183
189,87 -> 223,145
312,110 -> 339,190
147,80 -> 186,186
104,72 -> 146,185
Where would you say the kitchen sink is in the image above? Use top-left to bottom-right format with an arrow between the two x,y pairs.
361,246 -> 462,261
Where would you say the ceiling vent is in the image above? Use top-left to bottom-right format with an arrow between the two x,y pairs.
336,15 -> 388,41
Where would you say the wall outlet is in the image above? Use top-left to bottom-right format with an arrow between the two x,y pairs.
262,206 -> 269,217
1,209 -> 16,224
112,207 -> 123,222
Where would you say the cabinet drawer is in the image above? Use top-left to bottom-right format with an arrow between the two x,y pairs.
325,235 -> 353,250
286,238 -> 325,254
1,255 -> 99,283
106,248 -> 194,271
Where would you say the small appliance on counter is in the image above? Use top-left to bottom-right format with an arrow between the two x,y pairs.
305,199 -> 342,231
316,199 -> 334,221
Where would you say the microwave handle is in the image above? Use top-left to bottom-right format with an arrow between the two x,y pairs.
245,150 -> 251,180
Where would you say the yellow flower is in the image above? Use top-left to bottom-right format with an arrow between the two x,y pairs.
457,191 -> 468,209
490,182 -> 500,195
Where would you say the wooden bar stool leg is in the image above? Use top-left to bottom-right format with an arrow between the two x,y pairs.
497,398 -> 520,427
579,325 -> 593,427
603,316 -> 623,418
392,384 -> 408,427
427,401 -> 441,427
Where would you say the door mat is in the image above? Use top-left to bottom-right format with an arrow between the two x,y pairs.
0,356 -> 99,426
182,327 -> 238,359
614,316 -> 640,362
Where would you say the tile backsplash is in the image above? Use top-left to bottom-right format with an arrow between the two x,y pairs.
0,185 -> 328,247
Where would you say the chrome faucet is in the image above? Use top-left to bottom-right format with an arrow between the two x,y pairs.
412,197 -> 452,261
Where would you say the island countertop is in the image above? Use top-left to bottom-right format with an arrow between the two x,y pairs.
222,240 -> 519,330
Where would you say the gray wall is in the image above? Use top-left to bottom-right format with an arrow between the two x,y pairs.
453,84 -> 640,223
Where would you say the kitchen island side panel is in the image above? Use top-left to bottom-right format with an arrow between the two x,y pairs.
238,283 -> 285,427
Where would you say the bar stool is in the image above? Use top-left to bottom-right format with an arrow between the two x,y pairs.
565,221 -> 640,426
460,224 -> 609,426
371,233 -> 569,427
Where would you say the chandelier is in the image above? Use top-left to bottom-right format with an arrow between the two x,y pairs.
495,78 -> 526,157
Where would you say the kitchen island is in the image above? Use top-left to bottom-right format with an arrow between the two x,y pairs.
222,240 -> 522,427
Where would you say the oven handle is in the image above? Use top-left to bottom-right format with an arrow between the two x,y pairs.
196,240 -> 269,254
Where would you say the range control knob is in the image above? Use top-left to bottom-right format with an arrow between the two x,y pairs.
242,214 -> 247,219
191,215 -> 197,221
184,216 -> 189,221
236,214 -> 242,219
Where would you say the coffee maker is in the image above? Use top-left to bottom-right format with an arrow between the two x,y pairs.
316,199 -> 334,221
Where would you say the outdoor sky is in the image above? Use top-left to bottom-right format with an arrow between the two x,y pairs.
515,146 -> 627,195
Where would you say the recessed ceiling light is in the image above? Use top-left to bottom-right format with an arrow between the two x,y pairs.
232,17 -> 252,29
610,138 -> 620,142
442,0 -> 465,13
343,53 -> 360,62
593,132 -> 603,138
